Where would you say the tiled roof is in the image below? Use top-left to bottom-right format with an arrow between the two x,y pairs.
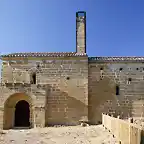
1,52 -> 87,58
2,53 -> 144,62
89,57 -> 144,62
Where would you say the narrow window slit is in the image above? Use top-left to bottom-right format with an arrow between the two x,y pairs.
116,85 -> 120,95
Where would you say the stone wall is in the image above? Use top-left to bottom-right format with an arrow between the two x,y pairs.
0,56 -> 88,128
88,60 -> 144,124
88,62 -> 117,124
42,58 -> 88,125
1,55 -> 144,128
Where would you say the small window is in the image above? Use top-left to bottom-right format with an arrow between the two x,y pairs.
100,67 -> 103,70
136,68 -> 139,70
37,64 -> 40,69
119,68 -> 123,71
128,78 -> 132,82
127,78 -> 132,84
66,77 -> 70,80
116,85 -> 120,95
31,72 -> 36,84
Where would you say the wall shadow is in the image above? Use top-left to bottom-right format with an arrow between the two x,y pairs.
44,84 -> 87,126
88,65 -> 133,124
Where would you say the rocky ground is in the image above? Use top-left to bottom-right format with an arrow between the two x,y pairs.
0,125 -> 119,144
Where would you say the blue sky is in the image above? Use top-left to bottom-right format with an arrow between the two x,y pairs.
0,0 -> 144,57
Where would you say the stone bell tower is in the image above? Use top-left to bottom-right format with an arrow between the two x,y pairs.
76,11 -> 86,53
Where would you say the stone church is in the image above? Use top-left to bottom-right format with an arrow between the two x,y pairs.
0,11 -> 144,130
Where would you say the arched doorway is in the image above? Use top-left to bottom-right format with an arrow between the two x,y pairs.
3,93 -> 34,129
14,100 -> 30,127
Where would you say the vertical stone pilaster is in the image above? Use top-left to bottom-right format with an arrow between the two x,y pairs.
31,106 -> 35,128
34,107 -> 45,128
3,107 -> 15,130
0,107 -> 3,129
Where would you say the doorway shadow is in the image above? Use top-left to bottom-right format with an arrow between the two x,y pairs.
14,100 -> 30,127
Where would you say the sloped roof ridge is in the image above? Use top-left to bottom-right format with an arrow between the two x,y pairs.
1,52 -> 87,57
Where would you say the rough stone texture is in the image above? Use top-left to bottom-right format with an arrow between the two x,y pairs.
2,57 -> 144,129
88,62 -> 144,124
0,57 -> 88,129
76,14 -> 86,53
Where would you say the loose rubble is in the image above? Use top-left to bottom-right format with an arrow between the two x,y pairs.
0,125 -> 119,144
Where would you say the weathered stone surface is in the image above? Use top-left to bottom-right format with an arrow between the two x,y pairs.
0,57 -> 88,129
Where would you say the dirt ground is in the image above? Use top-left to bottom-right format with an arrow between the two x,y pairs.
0,125 -> 119,144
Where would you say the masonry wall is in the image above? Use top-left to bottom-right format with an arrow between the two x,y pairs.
1,56 -> 144,128
0,56 -> 88,128
41,58 -> 88,125
88,61 -> 144,124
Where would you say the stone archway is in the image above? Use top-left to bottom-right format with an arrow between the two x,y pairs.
3,93 -> 34,130
14,100 -> 30,127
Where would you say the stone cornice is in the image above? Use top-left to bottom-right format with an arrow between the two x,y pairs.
88,57 -> 144,63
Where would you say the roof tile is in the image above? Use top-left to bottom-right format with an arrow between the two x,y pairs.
89,57 -> 144,62
2,53 -> 144,62
1,52 -> 87,57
